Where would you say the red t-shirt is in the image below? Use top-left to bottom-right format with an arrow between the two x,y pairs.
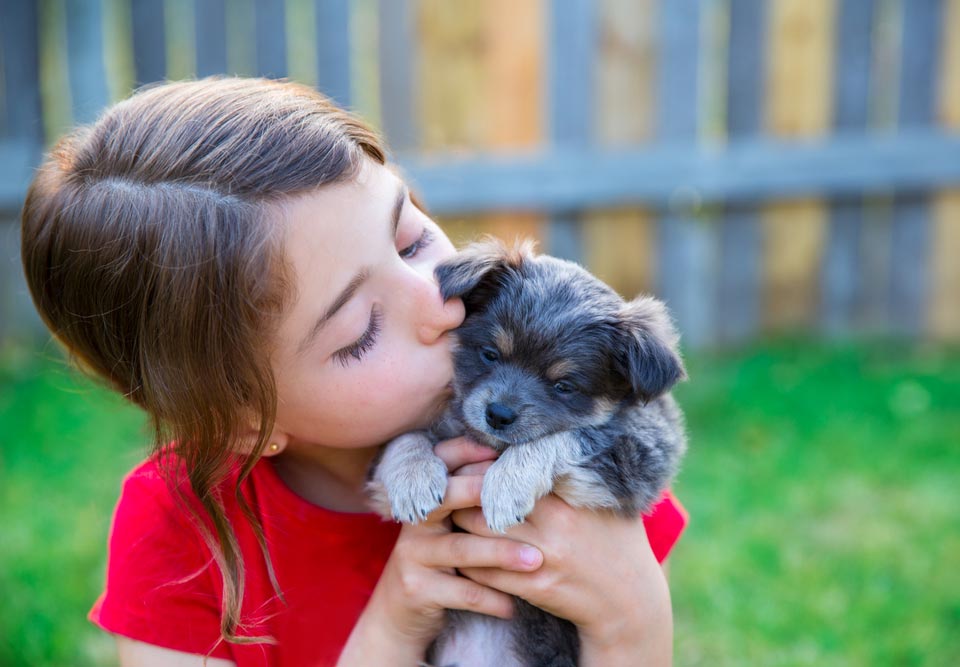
89,455 -> 688,666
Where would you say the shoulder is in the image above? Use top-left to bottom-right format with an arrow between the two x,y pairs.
642,490 -> 689,563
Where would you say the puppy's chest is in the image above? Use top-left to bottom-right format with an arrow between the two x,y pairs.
431,614 -> 523,667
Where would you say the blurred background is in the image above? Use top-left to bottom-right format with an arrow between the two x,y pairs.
1,0 -> 958,665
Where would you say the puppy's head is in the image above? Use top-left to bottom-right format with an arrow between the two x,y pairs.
435,238 -> 685,449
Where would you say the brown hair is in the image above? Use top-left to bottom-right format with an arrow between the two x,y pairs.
20,77 -> 386,646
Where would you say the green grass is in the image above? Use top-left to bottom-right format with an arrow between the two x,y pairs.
1,339 -> 958,666
670,340 -> 960,666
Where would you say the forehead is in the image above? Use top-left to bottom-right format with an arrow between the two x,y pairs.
277,159 -> 394,283
271,159 -> 397,342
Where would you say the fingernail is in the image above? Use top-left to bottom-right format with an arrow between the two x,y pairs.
519,545 -> 542,568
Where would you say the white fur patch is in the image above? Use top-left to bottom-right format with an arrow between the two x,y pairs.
431,615 -> 522,667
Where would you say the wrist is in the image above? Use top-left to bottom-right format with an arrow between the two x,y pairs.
336,596 -> 429,667
578,588 -> 673,667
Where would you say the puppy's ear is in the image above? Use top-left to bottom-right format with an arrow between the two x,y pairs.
435,237 -> 534,311
612,295 -> 686,401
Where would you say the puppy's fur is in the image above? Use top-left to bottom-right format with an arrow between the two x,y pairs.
367,238 -> 687,667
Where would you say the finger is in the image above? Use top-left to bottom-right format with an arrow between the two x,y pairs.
458,567 -> 532,602
433,572 -> 516,620
434,436 -> 499,473
452,506 -> 534,541
422,475 -> 484,521
451,460 -> 495,477
421,532 -> 542,572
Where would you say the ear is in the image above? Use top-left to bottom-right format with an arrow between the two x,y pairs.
235,417 -> 289,458
613,295 -> 686,401
434,236 -> 535,311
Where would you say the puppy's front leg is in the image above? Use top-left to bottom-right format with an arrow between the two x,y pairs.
367,431 -> 448,523
481,432 -> 581,533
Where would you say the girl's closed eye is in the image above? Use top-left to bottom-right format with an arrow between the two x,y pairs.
399,226 -> 435,259
333,306 -> 382,366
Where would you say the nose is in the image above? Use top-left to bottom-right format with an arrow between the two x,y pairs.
485,402 -> 517,430
413,273 -> 466,343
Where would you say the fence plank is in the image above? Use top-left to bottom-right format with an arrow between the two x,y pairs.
586,0 -> 656,299
254,0 -> 287,78
479,0 -> 545,249
546,0 -> 596,263
1,0 -> 43,140
653,0 -> 713,347
315,0 -> 351,108
65,0 -> 110,124
763,0 -> 834,332
195,0 -> 228,77
131,0 -> 166,85
719,0 -> 767,344
378,0 -> 417,152
821,0 -> 876,336
929,0 -> 960,339
890,0 -> 943,336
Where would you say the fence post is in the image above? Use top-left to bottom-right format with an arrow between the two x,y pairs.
655,0 -> 712,348
821,0 -> 876,336
889,0 -> 944,337
546,0 -> 596,263
719,0 -> 766,345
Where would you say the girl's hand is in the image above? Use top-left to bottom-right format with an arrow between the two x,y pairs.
338,437 -> 542,665
451,494 -> 672,666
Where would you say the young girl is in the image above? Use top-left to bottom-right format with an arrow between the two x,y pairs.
21,77 -> 687,666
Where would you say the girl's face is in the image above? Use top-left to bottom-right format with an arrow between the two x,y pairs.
269,158 -> 465,451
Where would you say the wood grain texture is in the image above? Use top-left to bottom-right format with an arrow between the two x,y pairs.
762,0 -> 834,332
930,0 -> 960,338
586,0 -> 656,298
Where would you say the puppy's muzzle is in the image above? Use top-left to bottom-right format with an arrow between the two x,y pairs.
485,401 -> 517,429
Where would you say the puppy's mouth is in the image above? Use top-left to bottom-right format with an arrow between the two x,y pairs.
461,423 -> 516,452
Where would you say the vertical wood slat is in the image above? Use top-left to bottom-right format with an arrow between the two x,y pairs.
929,0 -> 960,339
719,0 -> 767,344
889,0 -> 944,336
378,0 -> 417,153
131,0 -> 166,85
478,0 -> 544,248
254,0 -> 287,78
0,0 -> 42,140
315,0 -> 351,108
547,0 -> 597,263
821,0 -> 877,336
585,0 -> 656,300
0,1 -> 42,339
655,0 -> 711,347
64,0 -> 110,124
195,0 -> 228,77
762,0 -> 834,333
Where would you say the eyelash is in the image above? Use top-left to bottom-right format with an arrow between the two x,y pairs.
334,306 -> 382,366
399,227 -> 435,259
333,226 -> 436,366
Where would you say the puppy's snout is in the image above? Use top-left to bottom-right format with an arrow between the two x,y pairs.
485,402 -> 517,430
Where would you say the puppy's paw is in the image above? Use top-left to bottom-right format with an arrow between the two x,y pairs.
481,470 -> 537,534
385,455 -> 449,524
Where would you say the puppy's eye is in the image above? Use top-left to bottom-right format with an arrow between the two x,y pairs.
479,346 -> 500,364
553,380 -> 576,395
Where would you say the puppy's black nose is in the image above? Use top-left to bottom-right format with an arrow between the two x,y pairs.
485,402 -> 517,429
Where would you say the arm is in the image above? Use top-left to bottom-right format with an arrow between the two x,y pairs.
338,437 -> 544,666
116,637 -> 237,667
454,494 -> 674,667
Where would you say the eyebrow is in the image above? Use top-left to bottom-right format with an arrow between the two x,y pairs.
296,181 -> 408,356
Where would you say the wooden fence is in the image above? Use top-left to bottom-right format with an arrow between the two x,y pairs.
1,0 -> 959,347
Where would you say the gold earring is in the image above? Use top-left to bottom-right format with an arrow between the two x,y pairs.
269,442 -> 280,453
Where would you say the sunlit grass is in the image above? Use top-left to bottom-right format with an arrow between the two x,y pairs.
1,339 -> 958,666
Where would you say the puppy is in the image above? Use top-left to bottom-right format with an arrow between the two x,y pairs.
367,238 -> 687,667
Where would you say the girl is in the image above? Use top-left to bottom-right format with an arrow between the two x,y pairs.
21,77 -> 687,666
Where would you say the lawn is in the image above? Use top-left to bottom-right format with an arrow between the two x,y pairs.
1,339 -> 958,666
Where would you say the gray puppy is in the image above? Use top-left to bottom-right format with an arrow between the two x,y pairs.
367,238 -> 687,667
